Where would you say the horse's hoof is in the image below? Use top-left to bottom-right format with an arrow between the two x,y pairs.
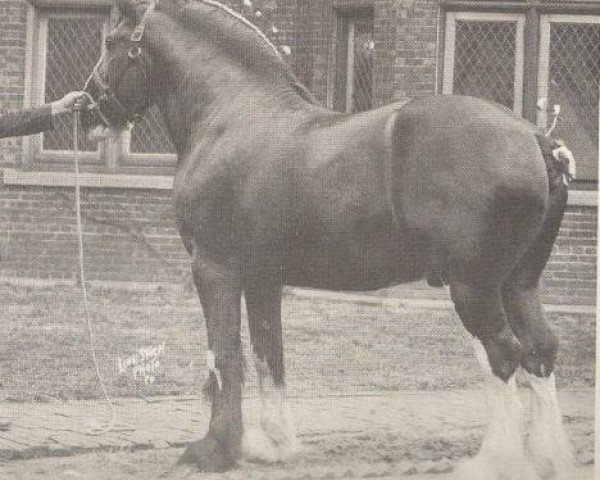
178,436 -> 237,472
160,463 -> 196,479
455,454 -> 540,480
242,426 -> 300,464
531,455 -> 578,480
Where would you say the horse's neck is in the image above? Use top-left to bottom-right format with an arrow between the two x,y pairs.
148,24 -> 307,158
154,63 -> 299,158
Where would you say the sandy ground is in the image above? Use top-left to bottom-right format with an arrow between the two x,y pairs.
0,387 -> 594,479
0,440 -> 594,480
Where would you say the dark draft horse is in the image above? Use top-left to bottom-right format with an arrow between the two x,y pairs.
81,0 -> 578,477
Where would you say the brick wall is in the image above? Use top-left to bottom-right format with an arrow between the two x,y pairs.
0,184 -> 596,305
0,185 -> 190,283
0,0 -> 597,305
545,206 -> 597,304
298,0 -> 439,106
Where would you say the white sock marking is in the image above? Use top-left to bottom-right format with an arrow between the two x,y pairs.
456,338 -> 538,480
206,350 -> 222,391
242,351 -> 299,463
527,372 -> 575,478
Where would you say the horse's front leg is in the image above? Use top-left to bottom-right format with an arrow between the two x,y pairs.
178,250 -> 243,472
242,271 -> 300,463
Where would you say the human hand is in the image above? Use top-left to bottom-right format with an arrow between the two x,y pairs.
50,92 -> 88,115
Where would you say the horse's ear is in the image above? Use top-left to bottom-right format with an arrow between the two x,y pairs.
117,0 -> 186,18
115,0 -> 152,20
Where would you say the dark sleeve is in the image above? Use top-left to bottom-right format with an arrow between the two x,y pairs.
0,105 -> 54,139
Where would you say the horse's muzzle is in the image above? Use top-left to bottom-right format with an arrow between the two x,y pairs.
82,71 -> 140,132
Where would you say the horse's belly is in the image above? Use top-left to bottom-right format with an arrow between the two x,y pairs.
282,230 -> 427,291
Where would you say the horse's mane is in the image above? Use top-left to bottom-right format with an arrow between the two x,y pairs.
174,0 -> 319,104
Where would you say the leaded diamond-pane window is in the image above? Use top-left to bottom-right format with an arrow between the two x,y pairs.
453,21 -> 517,109
130,106 -> 175,154
43,17 -> 104,152
442,12 -> 524,116
544,21 -> 599,180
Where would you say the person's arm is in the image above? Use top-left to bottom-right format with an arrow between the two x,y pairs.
0,92 -> 86,139
0,106 -> 54,139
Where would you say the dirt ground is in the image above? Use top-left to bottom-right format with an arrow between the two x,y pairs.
0,284 -> 595,479
0,397 -> 594,480
0,450 -> 594,480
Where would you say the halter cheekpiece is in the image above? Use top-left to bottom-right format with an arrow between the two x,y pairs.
82,2 -> 156,129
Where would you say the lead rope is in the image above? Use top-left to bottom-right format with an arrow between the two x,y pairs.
72,111 -> 119,435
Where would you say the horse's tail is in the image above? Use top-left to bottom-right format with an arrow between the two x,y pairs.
499,134 -> 570,377
505,134 -> 569,289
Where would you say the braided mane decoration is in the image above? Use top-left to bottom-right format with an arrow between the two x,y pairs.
191,0 -> 318,104
196,0 -> 285,61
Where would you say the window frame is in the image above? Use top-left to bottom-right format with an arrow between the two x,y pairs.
442,11 -> 526,116
121,121 -> 178,169
24,7 -> 111,168
23,3 -> 177,176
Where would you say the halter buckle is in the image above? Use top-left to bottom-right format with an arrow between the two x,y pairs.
128,46 -> 142,59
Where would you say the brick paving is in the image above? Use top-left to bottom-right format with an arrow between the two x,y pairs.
0,388 -> 593,464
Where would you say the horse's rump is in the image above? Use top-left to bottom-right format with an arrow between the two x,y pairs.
386,96 -> 550,284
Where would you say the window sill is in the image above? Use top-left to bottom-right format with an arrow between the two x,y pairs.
2,168 -> 173,190
28,0 -> 112,7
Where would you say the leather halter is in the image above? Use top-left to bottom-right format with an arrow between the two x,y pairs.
82,3 -> 156,128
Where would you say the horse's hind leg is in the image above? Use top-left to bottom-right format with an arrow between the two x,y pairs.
178,250 -> 244,472
504,284 -> 575,479
241,272 -> 299,463
503,177 -> 574,479
451,280 -> 538,480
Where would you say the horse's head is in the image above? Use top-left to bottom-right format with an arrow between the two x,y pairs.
81,0 -> 159,141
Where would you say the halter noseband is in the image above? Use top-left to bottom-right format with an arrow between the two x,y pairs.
82,3 -> 155,129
